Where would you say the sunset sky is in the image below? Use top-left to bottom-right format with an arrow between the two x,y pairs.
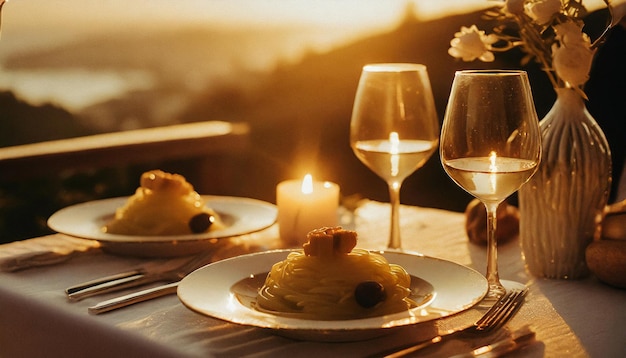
5,0 -> 492,28
0,0 -> 606,110
1,0 -> 493,51
2,0 -> 606,55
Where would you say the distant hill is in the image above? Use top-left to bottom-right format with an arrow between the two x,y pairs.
2,24 -> 335,132
2,24 -> 339,94
0,91 -> 94,147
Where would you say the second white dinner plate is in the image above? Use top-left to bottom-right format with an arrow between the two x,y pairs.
47,196 -> 277,257
178,249 -> 488,341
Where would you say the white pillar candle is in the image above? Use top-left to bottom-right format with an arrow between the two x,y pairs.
276,174 -> 339,246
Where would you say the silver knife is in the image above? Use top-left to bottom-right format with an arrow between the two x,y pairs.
68,249 -> 215,301
88,281 -> 179,314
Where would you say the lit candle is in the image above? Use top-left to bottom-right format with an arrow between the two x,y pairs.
276,174 -> 340,246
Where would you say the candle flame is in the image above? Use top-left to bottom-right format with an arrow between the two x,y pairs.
489,151 -> 497,172
389,132 -> 400,155
301,174 -> 313,194
489,151 -> 497,193
390,132 -> 400,177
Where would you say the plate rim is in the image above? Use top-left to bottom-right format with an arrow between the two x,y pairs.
47,195 -> 277,243
177,249 -> 488,333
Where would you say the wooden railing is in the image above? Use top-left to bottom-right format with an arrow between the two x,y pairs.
0,121 -> 250,186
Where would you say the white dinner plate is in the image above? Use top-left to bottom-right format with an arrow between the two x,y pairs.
178,250 -> 488,341
47,196 -> 277,257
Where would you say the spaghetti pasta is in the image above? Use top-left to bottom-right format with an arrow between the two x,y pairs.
256,228 -> 412,320
104,170 -> 223,235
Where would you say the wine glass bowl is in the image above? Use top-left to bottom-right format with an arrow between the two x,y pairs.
441,70 -> 541,298
350,63 -> 439,250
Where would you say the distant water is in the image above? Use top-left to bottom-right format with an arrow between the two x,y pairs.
0,65 -> 155,112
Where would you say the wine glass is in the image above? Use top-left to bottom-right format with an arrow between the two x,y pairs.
440,70 -> 541,298
350,63 -> 440,250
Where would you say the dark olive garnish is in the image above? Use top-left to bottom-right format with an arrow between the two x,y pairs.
354,281 -> 386,308
189,213 -> 215,233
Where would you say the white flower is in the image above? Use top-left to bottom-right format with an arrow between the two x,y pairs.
447,0 -> 616,92
448,25 -> 498,62
525,0 -> 561,25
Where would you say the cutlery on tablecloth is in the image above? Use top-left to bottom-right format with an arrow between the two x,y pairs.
378,288 -> 529,358
451,325 -> 535,357
66,249 -> 215,301
88,281 -> 180,314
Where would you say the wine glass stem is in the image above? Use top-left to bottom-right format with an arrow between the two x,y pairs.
485,202 -> 505,298
388,181 -> 402,250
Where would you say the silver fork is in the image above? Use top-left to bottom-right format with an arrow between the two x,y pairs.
380,288 -> 529,358
65,249 -> 216,301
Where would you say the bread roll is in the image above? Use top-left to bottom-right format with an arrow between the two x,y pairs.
465,198 -> 519,245
586,239 -> 626,289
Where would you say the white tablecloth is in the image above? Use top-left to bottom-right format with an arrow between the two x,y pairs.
1,201 -> 624,357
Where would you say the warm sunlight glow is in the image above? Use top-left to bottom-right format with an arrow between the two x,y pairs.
301,174 -> 313,195
0,0 -> 521,110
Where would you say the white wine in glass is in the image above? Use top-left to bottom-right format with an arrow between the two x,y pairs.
441,70 -> 541,298
350,63 -> 439,250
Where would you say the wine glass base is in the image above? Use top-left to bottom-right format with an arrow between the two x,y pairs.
481,279 -> 527,306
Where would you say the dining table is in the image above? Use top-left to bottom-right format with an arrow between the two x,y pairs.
0,200 -> 624,357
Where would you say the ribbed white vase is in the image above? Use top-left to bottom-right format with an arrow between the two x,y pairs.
519,88 -> 612,279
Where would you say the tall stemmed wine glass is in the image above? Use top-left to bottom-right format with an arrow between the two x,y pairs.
441,70 -> 541,298
350,63 -> 440,250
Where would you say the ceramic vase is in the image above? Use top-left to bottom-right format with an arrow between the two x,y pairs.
518,88 -> 611,279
